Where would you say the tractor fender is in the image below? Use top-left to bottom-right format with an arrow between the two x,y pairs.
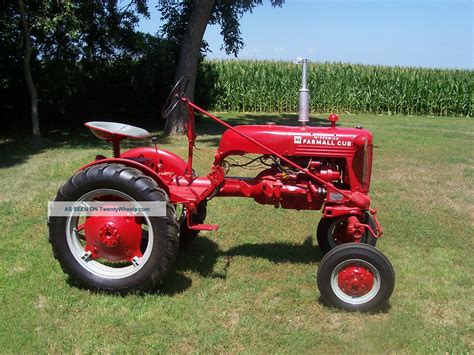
78,158 -> 171,195
120,147 -> 187,175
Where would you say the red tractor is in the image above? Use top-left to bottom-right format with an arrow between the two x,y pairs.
48,76 -> 394,312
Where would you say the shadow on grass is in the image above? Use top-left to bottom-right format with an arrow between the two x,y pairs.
317,296 -> 393,314
0,112 -> 334,168
159,235 -> 323,296
64,235 -> 393,313
226,235 -> 323,264
0,129 -> 157,169
0,130 -> 104,168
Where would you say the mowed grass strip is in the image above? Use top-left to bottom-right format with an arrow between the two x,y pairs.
0,113 -> 472,352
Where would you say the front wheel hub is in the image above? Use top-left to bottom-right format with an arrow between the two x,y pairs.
84,213 -> 143,262
337,264 -> 374,297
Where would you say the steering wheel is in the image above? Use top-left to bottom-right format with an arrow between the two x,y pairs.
161,75 -> 190,119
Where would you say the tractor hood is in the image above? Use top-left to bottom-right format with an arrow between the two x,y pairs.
217,123 -> 373,159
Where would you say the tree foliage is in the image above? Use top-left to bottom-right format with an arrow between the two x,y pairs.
159,0 -> 284,56
0,0 -> 174,133
0,0 -> 285,136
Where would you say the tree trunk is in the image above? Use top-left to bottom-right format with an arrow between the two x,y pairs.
164,0 -> 215,136
18,0 -> 41,147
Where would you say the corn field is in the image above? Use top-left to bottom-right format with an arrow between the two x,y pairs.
199,60 -> 473,116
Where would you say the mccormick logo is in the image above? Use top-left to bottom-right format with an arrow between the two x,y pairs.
293,135 -> 352,147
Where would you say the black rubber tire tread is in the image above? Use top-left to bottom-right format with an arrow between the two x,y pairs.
178,200 -> 207,249
317,243 -> 395,312
48,163 -> 179,294
316,213 -> 377,254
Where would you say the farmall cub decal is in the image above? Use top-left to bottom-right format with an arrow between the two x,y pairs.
293,135 -> 352,147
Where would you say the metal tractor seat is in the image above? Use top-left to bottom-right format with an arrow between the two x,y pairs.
85,121 -> 150,140
85,121 -> 150,158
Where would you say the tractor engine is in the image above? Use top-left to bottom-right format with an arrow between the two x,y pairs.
265,156 -> 348,210
218,155 -> 347,210
278,156 -> 346,186
215,122 -> 373,211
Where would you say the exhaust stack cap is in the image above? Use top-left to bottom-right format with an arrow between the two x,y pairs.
297,57 -> 309,125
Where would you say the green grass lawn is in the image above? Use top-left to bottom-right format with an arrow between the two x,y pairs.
0,113 -> 472,352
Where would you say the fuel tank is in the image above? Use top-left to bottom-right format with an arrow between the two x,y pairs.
216,123 -> 373,159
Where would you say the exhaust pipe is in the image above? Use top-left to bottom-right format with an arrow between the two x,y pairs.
297,57 -> 309,126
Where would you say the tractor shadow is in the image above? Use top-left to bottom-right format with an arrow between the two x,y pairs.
159,235 -> 324,296
161,235 -> 393,314
317,296 -> 393,314
159,237 -> 222,296
0,123 -> 162,169
225,235 -> 323,264
0,130 -> 105,168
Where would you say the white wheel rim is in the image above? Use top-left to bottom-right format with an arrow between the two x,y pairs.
330,259 -> 381,305
65,189 -> 154,280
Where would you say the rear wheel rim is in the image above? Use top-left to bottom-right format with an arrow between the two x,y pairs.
65,189 -> 154,280
330,258 -> 380,305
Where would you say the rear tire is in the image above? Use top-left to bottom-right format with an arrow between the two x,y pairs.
48,163 -> 179,294
317,243 -> 394,312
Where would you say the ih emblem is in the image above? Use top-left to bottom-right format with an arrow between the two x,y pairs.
294,136 -> 302,144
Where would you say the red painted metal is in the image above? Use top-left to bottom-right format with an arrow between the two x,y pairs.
120,147 -> 187,175
187,99 -> 356,199
186,211 -> 219,231
218,175 -> 324,210
354,222 -> 379,239
185,104 -> 197,179
347,216 -> 364,240
337,264 -> 374,297
369,209 -> 384,237
331,216 -> 365,245
84,213 -> 143,262
328,113 -> 338,129
79,96 -> 382,237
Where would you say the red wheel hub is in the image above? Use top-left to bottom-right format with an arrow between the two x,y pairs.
98,223 -> 120,247
337,264 -> 374,297
83,212 -> 143,262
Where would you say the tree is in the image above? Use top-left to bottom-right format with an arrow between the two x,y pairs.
18,0 -> 40,147
1,0 -> 150,142
160,0 -> 285,135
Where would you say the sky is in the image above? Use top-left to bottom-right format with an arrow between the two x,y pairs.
139,0 -> 473,69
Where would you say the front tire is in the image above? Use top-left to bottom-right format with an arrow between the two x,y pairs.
48,163 -> 179,294
317,243 -> 395,312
